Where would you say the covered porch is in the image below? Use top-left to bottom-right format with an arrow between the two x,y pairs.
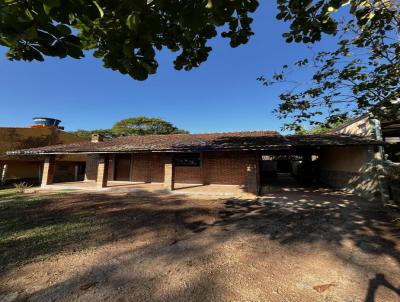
40,152 -> 259,197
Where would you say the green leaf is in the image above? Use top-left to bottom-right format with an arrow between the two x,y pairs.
24,9 -> 34,21
93,1 -> 104,18
126,14 -> 138,30
0,38 -> 13,47
43,0 -> 61,15
66,44 -> 84,59
24,27 -> 38,39
56,24 -> 71,36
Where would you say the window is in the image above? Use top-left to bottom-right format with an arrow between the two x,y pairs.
175,154 -> 201,167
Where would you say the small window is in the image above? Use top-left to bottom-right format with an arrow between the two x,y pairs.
175,154 -> 201,167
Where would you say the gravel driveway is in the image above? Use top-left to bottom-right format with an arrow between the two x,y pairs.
1,187 -> 399,302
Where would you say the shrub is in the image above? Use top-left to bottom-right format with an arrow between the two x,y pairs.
13,182 -> 32,194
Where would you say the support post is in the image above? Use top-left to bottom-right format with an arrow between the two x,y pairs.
41,155 -> 55,187
378,175 -> 391,205
96,154 -> 109,188
1,163 -> 8,186
245,154 -> 260,195
74,165 -> 79,181
164,155 -> 175,190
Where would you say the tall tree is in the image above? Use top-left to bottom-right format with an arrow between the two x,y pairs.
69,116 -> 188,138
259,0 -> 400,131
111,116 -> 188,135
0,0 -> 258,80
68,129 -> 113,139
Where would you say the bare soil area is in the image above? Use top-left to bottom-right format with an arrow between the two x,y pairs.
0,187 -> 399,302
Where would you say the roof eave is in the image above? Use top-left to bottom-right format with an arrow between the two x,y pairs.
6,141 -> 384,156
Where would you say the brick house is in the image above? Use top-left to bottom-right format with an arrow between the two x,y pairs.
8,131 -> 384,197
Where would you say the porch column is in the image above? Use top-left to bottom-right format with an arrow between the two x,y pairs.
164,155 -> 175,190
41,155 -> 55,187
0,163 -> 8,185
96,154 -> 109,188
74,165 -> 79,181
245,154 -> 260,195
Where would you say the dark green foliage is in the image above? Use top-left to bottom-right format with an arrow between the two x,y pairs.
295,119 -> 351,134
69,129 -> 114,139
112,116 -> 188,136
0,0 -> 258,80
69,116 -> 188,138
260,0 -> 400,131
2,1 -> 398,130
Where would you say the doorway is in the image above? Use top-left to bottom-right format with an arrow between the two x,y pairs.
114,154 -> 132,181
259,153 -> 320,194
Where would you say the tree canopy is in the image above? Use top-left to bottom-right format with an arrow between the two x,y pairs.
69,116 -> 188,138
0,0 -> 258,80
259,0 -> 400,131
112,116 -> 188,135
295,119 -> 351,134
2,1 -> 398,130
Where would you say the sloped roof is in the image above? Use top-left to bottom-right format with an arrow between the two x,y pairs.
0,127 -> 86,160
7,131 -> 383,155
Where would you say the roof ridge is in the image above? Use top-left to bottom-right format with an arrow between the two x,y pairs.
111,130 -> 280,139
189,130 -> 280,135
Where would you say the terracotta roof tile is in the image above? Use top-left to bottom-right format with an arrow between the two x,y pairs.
7,131 -> 383,155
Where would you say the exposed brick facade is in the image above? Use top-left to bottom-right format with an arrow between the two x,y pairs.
202,152 -> 254,185
132,154 -> 164,183
85,154 -> 99,181
175,166 -> 203,184
84,151 -> 260,194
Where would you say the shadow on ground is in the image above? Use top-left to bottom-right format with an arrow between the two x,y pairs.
0,187 -> 399,301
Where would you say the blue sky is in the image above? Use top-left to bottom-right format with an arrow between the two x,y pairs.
0,2 -> 336,133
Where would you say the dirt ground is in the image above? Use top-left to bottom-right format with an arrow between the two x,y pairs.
1,187 -> 399,302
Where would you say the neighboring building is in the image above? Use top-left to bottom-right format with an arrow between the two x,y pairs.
0,118 -> 86,185
9,131 -> 383,199
329,113 -> 400,203
331,113 -> 400,162
331,114 -> 379,137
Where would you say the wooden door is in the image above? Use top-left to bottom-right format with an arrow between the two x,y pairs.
114,154 -> 131,181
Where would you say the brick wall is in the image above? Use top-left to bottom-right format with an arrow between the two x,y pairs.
132,153 -> 164,182
84,151 -> 260,193
202,152 -> 254,185
85,153 -> 164,182
85,154 -> 99,181
175,166 -> 203,183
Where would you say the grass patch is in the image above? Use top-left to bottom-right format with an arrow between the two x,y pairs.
0,189 -> 123,273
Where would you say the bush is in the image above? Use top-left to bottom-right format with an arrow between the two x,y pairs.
13,182 -> 32,194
